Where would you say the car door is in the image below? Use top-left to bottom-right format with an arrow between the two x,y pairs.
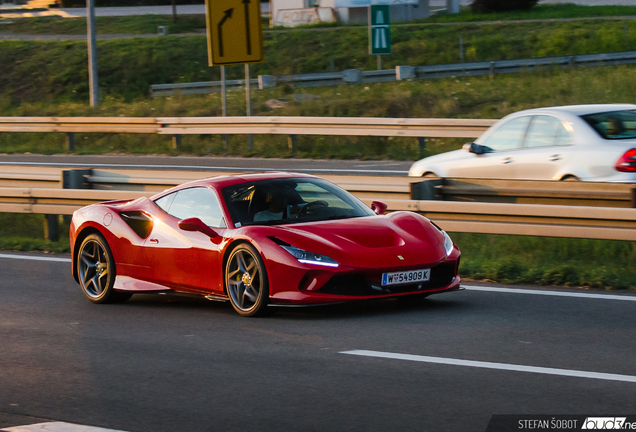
448,116 -> 530,179
513,115 -> 574,180
143,187 -> 227,294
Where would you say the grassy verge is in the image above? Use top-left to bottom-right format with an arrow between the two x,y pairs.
1,64 -> 635,159
0,14 -> 207,35
1,19 -> 634,103
453,233 -> 636,290
0,213 -> 70,253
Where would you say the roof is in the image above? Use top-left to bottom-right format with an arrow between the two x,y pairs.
513,104 -> 636,117
151,171 -> 320,199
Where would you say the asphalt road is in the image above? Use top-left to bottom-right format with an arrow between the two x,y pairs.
1,252 -> 635,432
0,154 -> 412,176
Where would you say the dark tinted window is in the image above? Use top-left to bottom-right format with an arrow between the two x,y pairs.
222,178 -> 375,227
154,187 -> 226,228
581,110 -> 636,140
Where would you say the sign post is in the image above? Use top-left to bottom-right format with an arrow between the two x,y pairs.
369,5 -> 391,70
205,0 -> 264,150
86,0 -> 98,107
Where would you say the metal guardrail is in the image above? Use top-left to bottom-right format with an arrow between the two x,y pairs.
411,178 -> 636,208
0,116 -> 496,141
157,117 -> 494,138
2,186 -> 635,242
396,51 -> 636,80
150,50 -> 636,95
0,166 -> 413,198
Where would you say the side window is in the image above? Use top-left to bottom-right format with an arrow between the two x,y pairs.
154,192 -> 176,213
481,116 -> 531,152
524,115 -> 573,148
156,187 -> 226,228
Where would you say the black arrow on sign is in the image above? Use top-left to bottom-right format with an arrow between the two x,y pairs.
242,0 -> 251,55
217,8 -> 233,57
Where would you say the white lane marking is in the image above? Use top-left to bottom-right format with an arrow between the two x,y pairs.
340,350 -> 636,383
463,285 -> 636,301
2,422 -> 129,432
0,253 -> 71,263
0,161 -> 408,175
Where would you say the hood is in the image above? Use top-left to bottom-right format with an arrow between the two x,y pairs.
410,149 -> 468,176
266,212 -> 446,268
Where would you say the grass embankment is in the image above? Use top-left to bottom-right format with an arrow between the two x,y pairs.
456,234 -> 636,290
1,19 -> 636,159
0,214 -> 70,253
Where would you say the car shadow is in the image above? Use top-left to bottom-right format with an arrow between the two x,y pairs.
116,291 -> 472,319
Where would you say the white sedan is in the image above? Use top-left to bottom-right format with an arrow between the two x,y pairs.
408,104 -> 636,182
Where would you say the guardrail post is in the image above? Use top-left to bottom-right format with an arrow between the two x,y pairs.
288,134 -> 297,154
258,75 -> 276,90
396,66 -> 416,81
172,134 -> 181,150
343,69 -> 363,84
44,215 -> 59,242
62,169 -> 92,229
66,133 -> 75,151
410,179 -> 442,201
568,56 -> 576,69
418,137 -> 426,157
489,61 -> 496,77
63,169 -> 92,190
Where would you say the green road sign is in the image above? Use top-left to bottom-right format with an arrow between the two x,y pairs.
369,5 -> 391,55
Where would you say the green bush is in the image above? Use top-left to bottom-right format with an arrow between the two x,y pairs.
471,0 -> 538,13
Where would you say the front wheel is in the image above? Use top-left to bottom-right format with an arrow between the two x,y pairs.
225,243 -> 270,317
77,233 -> 131,304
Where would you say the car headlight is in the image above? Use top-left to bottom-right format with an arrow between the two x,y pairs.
280,245 -> 339,268
442,230 -> 454,256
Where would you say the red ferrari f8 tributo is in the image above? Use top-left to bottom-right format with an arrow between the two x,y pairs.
70,172 -> 461,316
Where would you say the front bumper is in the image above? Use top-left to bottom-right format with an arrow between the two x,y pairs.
268,255 -> 461,305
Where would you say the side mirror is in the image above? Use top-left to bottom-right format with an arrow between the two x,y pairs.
178,217 -> 219,239
371,201 -> 388,215
463,142 -> 486,155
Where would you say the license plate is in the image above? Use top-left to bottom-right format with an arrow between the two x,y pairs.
381,268 -> 430,286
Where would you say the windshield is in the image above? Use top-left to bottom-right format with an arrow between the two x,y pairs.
581,110 -> 636,140
221,178 -> 375,227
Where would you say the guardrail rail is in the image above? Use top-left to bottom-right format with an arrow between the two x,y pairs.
150,50 -> 636,95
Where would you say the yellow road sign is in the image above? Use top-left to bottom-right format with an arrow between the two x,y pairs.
205,0 -> 264,66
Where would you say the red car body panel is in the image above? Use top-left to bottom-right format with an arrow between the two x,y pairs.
71,172 -> 461,306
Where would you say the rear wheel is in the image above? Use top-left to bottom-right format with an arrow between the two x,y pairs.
423,172 -> 439,179
77,233 -> 131,304
225,243 -> 270,317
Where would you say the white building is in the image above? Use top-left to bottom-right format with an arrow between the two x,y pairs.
271,0 -> 459,26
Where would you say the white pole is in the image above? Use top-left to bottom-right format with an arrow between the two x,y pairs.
86,0 -> 98,107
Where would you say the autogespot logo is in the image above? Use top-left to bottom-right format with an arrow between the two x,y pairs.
582,418 -> 632,429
